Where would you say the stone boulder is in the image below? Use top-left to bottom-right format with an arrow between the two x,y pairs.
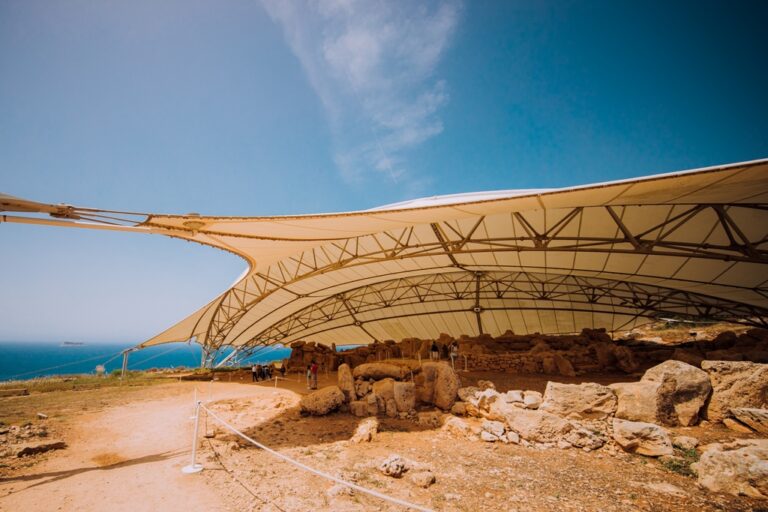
563,427 -> 605,451
611,360 -> 711,426
612,419 -> 673,457
350,417 -> 378,443
379,455 -> 410,478
613,345 -> 639,373
300,386 -> 346,416
409,470 -> 436,488
417,362 -> 460,410
523,391 -> 542,409
642,360 -> 711,426
337,364 -> 356,402
393,381 -> 416,413
610,381 -> 658,424
701,361 -> 768,421
723,418 -> 754,433
489,403 -> 573,443
672,435 -> 699,451
481,419 -> 506,438
442,416 -> 472,438
729,408 -> 768,434
352,363 -> 406,380
553,354 -> 577,377
457,386 -> 480,402
414,364 -> 438,403
692,440 -> 768,499
372,378 -> 395,401
540,382 -> 617,420
417,411 -> 442,428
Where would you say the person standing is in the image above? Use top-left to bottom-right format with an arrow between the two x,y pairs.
306,365 -> 312,389
450,341 -> 458,369
430,341 -> 439,361
251,364 -> 258,382
310,361 -> 319,390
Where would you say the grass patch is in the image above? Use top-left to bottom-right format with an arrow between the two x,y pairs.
661,457 -> 697,477
661,448 -> 699,477
0,373 -> 178,424
0,372 -> 166,394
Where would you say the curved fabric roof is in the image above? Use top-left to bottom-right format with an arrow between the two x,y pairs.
3,159 -> 768,354
136,159 -> 768,351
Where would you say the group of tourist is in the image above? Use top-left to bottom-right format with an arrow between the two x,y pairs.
430,340 -> 459,365
250,363 -> 285,382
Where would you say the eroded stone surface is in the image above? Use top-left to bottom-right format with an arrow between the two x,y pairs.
730,408 -> 768,434
612,419 -> 672,457
299,386 -> 345,416
692,439 -> 768,499
701,361 -> 768,421
539,382 -> 617,420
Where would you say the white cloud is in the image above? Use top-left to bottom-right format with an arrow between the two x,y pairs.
261,0 -> 460,185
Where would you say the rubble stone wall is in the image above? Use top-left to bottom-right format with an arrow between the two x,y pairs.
283,327 -> 768,377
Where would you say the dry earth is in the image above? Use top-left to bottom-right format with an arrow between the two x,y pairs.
0,373 -> 765,512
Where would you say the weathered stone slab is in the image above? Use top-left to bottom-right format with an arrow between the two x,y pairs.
612,419 -> 672,457
540,382 -> 617,420
701,361 -> 768,421
299,386 -> 345,416
692,439 -> 768,499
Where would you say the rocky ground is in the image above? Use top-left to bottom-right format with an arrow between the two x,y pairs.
199,370 -> 766,512
1,366 -> 765,511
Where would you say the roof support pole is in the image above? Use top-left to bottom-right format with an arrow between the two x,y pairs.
473,272 -> 484,335
120,349 -> 131,380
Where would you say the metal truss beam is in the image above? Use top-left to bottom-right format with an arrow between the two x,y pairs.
202,203 -> 768,350
237,271 -> 767,349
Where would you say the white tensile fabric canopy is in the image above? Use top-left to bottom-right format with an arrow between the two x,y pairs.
2,159 -> 768,356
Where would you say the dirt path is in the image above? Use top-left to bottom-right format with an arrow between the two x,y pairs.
0,382 -> 262,512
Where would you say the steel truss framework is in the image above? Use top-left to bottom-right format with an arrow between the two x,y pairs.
201,203 -> 768,351
241,271 -> 767,350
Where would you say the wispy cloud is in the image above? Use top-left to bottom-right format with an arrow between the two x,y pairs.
261,0 -> 460,186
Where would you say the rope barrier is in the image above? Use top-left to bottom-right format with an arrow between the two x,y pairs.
198,403 -> 435,512
127,343 -> 185,369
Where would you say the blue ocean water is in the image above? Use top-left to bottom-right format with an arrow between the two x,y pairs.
0,341 -> 290,382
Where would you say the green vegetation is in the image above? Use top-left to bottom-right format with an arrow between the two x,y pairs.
660,448 -> 699,477
0,372 -> 167,394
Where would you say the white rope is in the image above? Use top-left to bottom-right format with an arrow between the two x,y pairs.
200,404 -> 434,512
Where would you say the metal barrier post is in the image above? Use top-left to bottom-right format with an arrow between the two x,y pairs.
182,400 -> 203,474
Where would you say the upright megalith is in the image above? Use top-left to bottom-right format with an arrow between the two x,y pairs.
337,363 -> 356,402
416,362 -> 460,410
393,381 -> 416,412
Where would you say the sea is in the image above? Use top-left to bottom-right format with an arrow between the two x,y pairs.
0,341 -> 290,382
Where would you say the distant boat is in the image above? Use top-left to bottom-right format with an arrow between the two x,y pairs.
60,341 -> 85,347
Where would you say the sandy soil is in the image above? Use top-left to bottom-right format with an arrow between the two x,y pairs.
0,381 -> 254,512
0,373 -> 765,512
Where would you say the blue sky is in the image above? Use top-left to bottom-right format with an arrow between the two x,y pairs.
1,0 -> 766,343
